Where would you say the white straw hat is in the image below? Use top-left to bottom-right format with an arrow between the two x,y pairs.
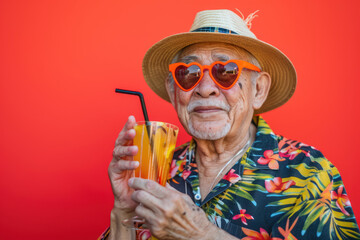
142,9 -> 297,114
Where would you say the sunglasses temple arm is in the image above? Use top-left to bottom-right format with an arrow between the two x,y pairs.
115,88 -> 150,122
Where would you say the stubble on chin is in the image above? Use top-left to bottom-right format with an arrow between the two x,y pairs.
188,120 -> 231,140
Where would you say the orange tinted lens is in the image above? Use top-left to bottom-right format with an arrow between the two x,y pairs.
211,62 -> 239,88
174,65 -> 201,90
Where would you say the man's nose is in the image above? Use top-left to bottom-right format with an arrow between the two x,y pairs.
194,70 -> 220,98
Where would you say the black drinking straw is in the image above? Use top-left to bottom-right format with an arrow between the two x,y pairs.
115,88 -> 149,122
115,88 -> 154,171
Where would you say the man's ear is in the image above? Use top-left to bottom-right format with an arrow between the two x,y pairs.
165,76 -> 176,107
253,72 -> 271,110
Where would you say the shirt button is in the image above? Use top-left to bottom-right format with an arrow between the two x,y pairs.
194,193 -> 201,200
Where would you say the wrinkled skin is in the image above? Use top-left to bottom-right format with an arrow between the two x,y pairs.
129,178 -> 213,239
108,115 -> 139,214
108,42 -> 271,239
107,116 -> 222,240
170,43 -> 258,145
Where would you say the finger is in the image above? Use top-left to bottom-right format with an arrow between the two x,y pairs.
165,182 -> 177,191
134,203 -> 155,221
115,116 -> 137,146
180,192 -> 194,204
130,180 -> 188,220
129,178 -> 169,209
134,204 -> 172,236
112,145 -> 138,159
111,159 -> 139,172
128,178 -> 167,198
132,188 -> 197,234
165,183 -> 193,204
121,129 -> 136,146
131,189 -> 167,217
124,115 -> 136,130
115,128 -> 135,147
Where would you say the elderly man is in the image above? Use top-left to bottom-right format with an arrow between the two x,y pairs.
99,9 -> 359,240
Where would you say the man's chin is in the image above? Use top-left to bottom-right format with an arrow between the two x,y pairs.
188,122 -> 231,140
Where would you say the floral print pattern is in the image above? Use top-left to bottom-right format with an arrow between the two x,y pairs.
223,169 -> 241,184
332,185 -> 351,216
98,116 -> 360,240
241,227 -> 282,240
168,116 -> 360,239
258,150 -> 285,170
264,177 -> 295,193
233,209 -> 254,225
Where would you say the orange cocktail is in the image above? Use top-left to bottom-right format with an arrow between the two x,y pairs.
133,121 -> 178,186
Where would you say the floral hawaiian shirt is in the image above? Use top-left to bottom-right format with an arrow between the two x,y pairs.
98,116 -> 359,240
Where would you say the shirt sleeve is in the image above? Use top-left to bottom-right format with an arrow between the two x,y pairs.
270,166 -> 360,239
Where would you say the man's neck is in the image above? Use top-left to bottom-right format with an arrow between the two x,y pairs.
194,122 -> 256,178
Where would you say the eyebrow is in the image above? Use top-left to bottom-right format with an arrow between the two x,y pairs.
212,54 -> 230,62
178,55 -> 199,64
178,54 -> 230,64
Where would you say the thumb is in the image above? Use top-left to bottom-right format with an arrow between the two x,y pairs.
166,182 -> 194,204
165,182 -> 177,191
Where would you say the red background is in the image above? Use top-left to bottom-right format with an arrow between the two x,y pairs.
1,0 -> 359,239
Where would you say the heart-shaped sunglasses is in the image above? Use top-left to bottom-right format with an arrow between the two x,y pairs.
169,60 -> 261,91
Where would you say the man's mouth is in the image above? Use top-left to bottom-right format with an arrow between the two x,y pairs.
193,106 -> 225,113
187,100 -> 231,114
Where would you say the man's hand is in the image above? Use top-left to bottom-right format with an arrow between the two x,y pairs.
129,178 -> 231,240
108,115 -> 139,215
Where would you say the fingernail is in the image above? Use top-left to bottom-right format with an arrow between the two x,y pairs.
128,178 -> 134,185
133,161 -> 139,167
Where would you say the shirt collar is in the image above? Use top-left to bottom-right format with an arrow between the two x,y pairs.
173,115 -> 280,178
170,116 -> 280,206
243,115 -> 280,170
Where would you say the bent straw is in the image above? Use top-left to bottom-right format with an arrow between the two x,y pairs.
115,89 -> 149,122
115,88 -> 152,148
115,88 -> 158,182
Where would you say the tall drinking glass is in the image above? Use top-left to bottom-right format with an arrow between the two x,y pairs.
123,121 -> 179,231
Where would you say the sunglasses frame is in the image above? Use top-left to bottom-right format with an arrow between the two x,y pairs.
169,59 -> 261,92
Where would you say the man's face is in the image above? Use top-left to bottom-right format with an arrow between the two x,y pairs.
169,42 -> 258,140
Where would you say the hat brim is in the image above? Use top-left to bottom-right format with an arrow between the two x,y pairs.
142,32 -> 297,114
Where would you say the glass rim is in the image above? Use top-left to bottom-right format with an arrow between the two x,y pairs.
135,121 -> 179,131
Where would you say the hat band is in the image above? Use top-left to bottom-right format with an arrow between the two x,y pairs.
191,27 -> 238,35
